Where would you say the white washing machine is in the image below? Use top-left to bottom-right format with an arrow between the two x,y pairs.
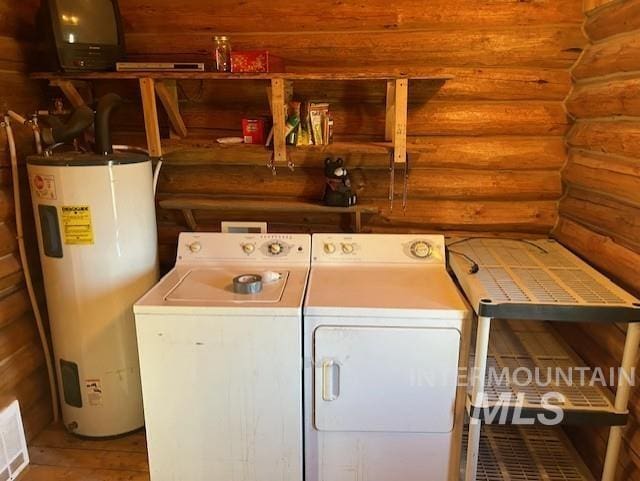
304,234 -> 471,481
134,232 -> 310,481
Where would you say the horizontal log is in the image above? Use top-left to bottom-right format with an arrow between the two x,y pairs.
124,26 -> 585,69
0,222 -> 17,257
162,136 -> 566,171
568,120 -> 640,158
120,0 -> 582,32
0,37 -> 32,71
0,342 -> 45,394
0,0 -> 39,40
585,0 -> 640,41
573,34 -> 640,80
95,67 -> 570,104
176,101 -> 570,137
584,0 -> 618,15
553,217 -> 640,294
561,187 -> 640,252
567,76 -> 640,118
0,312 -> 37,364
0,71 -> 44,116
0,253 -> 22,292
0,288 -> 31,330
563,149 -> 640,205
158,198 -> 557,234
159,165 -> 562,201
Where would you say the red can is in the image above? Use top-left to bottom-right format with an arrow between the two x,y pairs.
242,118 -> 268,144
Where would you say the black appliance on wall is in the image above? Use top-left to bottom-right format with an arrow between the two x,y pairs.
39,0 -> 125,71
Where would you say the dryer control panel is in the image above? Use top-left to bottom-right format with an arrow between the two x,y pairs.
176,233 -> 311,264
312,234 -> 445,265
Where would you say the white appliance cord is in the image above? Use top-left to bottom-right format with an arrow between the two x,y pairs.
113,145 -> 162,196
3,116 -> 60,423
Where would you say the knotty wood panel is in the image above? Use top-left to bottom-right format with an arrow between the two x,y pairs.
0,2 -> 50,441
557,1 -> 640,478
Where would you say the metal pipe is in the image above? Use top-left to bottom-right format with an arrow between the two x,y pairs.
601,322 -> 640,481
94,93 -> 122,155
464,316 -> 492,481
2,116 -> 60,423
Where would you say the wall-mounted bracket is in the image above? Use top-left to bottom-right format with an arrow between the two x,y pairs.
138,78 -> 163,159
155,80 -> 188,139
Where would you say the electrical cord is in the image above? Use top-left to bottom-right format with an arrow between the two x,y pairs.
446,236 -> 549,253
448,250 -> 480,274
3,115 -> 60,423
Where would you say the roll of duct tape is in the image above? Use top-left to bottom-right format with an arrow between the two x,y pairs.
233,274 -> 263,294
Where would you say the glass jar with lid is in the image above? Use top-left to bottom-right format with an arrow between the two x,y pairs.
213,36 -> 231,72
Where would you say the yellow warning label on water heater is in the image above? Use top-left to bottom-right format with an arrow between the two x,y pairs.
61,205 -> 94,245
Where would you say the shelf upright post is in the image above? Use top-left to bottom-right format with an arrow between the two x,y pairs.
601,322 -> 640,481
464,315 -> 492,481
270,78 -> 289,172
385,80 -> 396,142
139,77 -> 163,159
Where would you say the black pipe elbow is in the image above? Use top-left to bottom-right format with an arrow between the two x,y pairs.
94,93 -> 123,155
41,105 -> 94,146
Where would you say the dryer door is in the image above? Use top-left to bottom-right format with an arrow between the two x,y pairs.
314,325 -> 460,433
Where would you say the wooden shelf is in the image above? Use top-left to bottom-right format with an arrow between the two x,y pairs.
31,71 -> 453,81
37,70 -> 452,209
159,195 -> 379,232
161,139 -> 393,167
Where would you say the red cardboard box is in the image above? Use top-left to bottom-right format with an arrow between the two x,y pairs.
231,51 -> 285,73
242,118 -> 268,144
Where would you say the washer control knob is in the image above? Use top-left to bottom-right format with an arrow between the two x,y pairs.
242,243 -> 255,254
269,242 -> 284,255
324,243 -> 336,254
342,243 -> 355,254
189,241 -> 202,253
410,241 -> 432,259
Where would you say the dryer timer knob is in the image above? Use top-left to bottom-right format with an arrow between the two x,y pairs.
410,241 -> 432,259
269,242 -> 283,255
324,243 -> 336,254
189,241 -> 202,253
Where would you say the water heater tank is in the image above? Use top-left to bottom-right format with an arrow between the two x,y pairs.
27,152 -> 159,437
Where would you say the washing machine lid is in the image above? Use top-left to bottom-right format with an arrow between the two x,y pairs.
134,264 -> 309,316
304,265 -> 469,319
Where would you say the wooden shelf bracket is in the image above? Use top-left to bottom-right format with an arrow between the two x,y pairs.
49,79 -> 88,108
138,78 -> 163,159
155,80 -> 188,139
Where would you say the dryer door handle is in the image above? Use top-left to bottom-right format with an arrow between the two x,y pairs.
322,359 -> 340,402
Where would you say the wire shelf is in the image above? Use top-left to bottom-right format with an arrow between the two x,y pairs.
448,238 -> 640,322
463,425 -> 595,481
468,320 -> 625,425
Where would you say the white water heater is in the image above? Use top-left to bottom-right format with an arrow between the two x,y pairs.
27,152 -> 159,437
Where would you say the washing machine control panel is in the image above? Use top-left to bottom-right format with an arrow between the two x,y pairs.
176,233 -> 311,264
312,234 -> 445,265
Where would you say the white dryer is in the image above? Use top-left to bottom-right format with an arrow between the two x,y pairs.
304,234 -> 470,481
134,233 -> 310,481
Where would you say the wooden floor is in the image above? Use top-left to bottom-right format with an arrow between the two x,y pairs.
18,423 -> 150,481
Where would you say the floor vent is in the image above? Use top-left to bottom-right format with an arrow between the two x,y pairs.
0,400 -> 29,481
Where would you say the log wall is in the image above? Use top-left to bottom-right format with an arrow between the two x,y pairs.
557,0 -> 640,478
101,0 -> 586,267
0,0 -> 53,440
